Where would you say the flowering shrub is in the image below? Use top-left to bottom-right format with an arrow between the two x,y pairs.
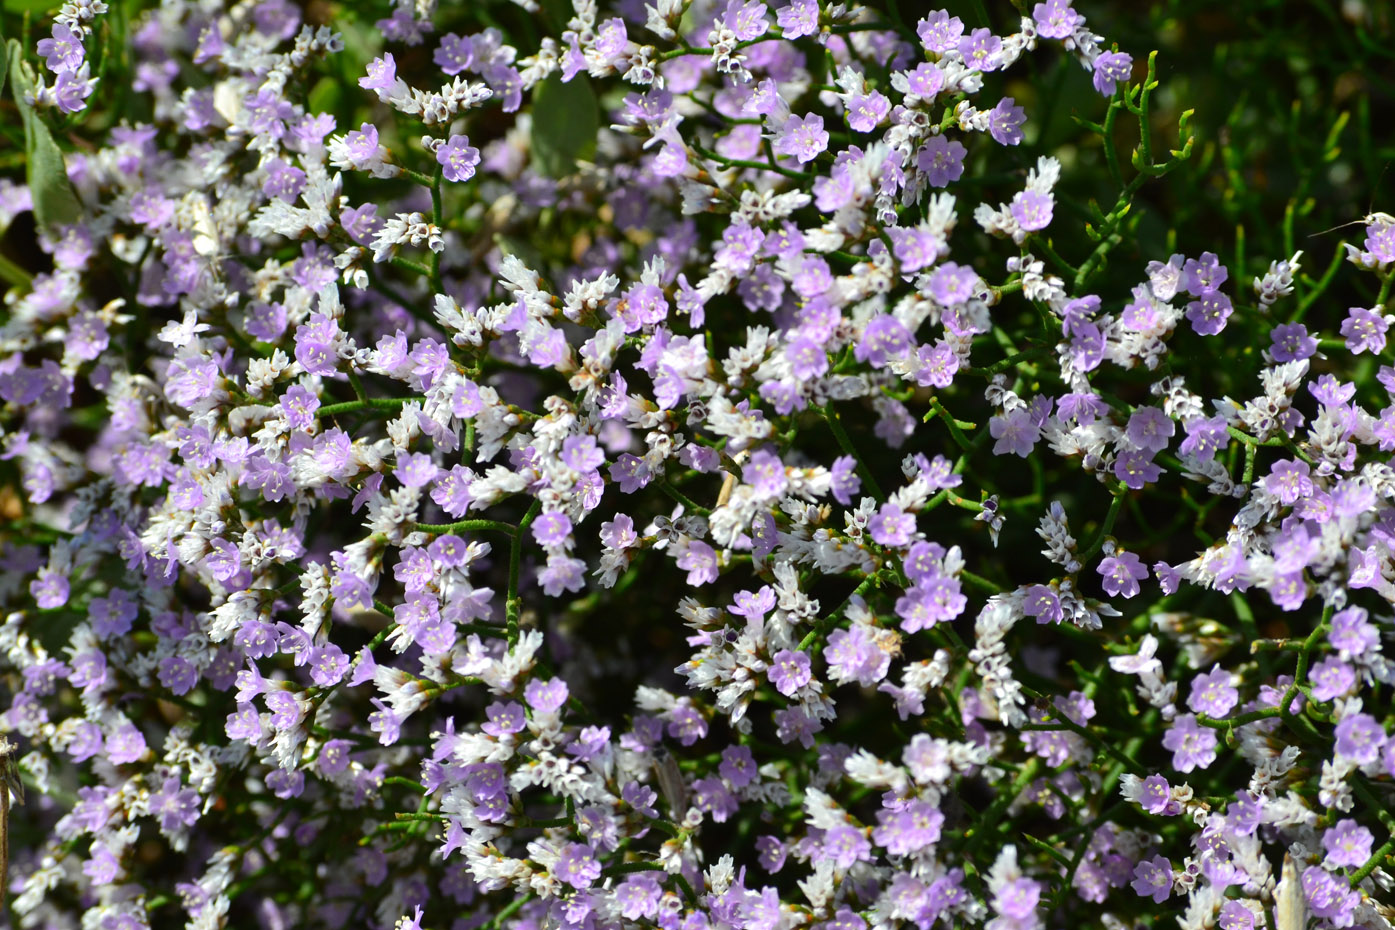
2,0 -> 1395,929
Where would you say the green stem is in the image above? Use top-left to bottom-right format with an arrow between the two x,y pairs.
318,396 -> 416,418
927,395 -> 974,451
797,571 -> 883,651
1078,483 -> 1126,566
657,478 -> 710,516
824,404 -> 885,502
507,499 -> 543,649
690,141 -> 811,182
413,519 -> 517,536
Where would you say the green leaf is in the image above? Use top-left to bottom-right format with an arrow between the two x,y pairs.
7,39 -> 82,229
538,0 -> 570,27
307,76 -> 343,120
26,116 -> 81,228
3,0 -> 59,13
530,73 -> 598,179
493,233 -> 547,274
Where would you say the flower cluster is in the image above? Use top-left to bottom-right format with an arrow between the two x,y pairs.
0,2 -> 1393,930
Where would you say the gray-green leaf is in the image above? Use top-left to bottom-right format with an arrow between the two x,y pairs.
8,39 -> 83,229
530,73 -> 599,180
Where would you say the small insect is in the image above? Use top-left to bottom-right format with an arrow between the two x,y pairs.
0,735 -> 22,919
1308,163 -> 1393,238
1309,211 -> 1395,238
651,747 -> 689,818
1275,852 -> 1308,930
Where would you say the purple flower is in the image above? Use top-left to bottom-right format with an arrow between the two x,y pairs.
434,33 -> 474,74
744,449 -> 789,499
393,452 -> 438,489
1264,459 -> 1312,506
38,24 -> 85,72
553,843 -> 601,889
1126,407 -> 1174,453
1269,322 -> 1316,362
1010,189 -> 1053,231
990,408 -> 1040,458
308,644 -> 349,687
1033,0 -> 1081,38
1187,665 -> 1239,717
917,135 -> 966,187
1183,251 -> 1229,295
902,62 -> 946,101
83,844 -> 120,885
1023,585 -> 1063,625
149,776 -> 201,831
927,262 -> 979,306
1184,291 -> 1234,336
30,567 -> 69,609
869,503 -> 915,547
1113,450 -> 1162,489
1161,714 -> 1218,772
1340,306 -> 1391,354
616,874 -> 663,920
957,28 -> 1003,72
1092,51 -> 1134,95
1334,712 -> 1385,764
667,704 -> 708,745
718,745 -> 757,787
263,159 -> 306,202
777,0 -> 818,38
786,337 -> 830,381
1309,372 -> 1356,407
341,124 -> 384,168
360,53 -> 402,99
987,97 -> 1027,146
723,0 -> 769,39
915,342 -> 960,388
52,67 -> 96,112
823,824 -> 872,869
1178,415 -> 1228,461
825,626 -> 888,685
1098,550 -> 1147,598
106,719 -> 148,765
830,455 -> 862,506
1218,901 -> 1255,930
917,11 -> 964,53
873,798 -> 943,855
226,705 -> 263,743
525,677 -> 570,714
532,511 -> 573,548
1308,656 -> 1355,702
1302,865 -> 1360,925
894,578 -> 966,632
1322,818 -> 1373,869
158,656 -> 199,696
855,314 -> 913,365
281,384 -> 320,429
1329,606 -> 1379,659
889,227 -> 942,274
846,91 -> 890,132
1130,854 -> 1172,903
768,649 -> 812,696
1138,775 -> 1172,814
756,835 -> 787,872
677,540 -> 718,586
561,434 -> 604,472
1365,218 -> 1395,262
994,878 -> 1041,920
437,135 -> 481,182
773,114 -> 828,164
